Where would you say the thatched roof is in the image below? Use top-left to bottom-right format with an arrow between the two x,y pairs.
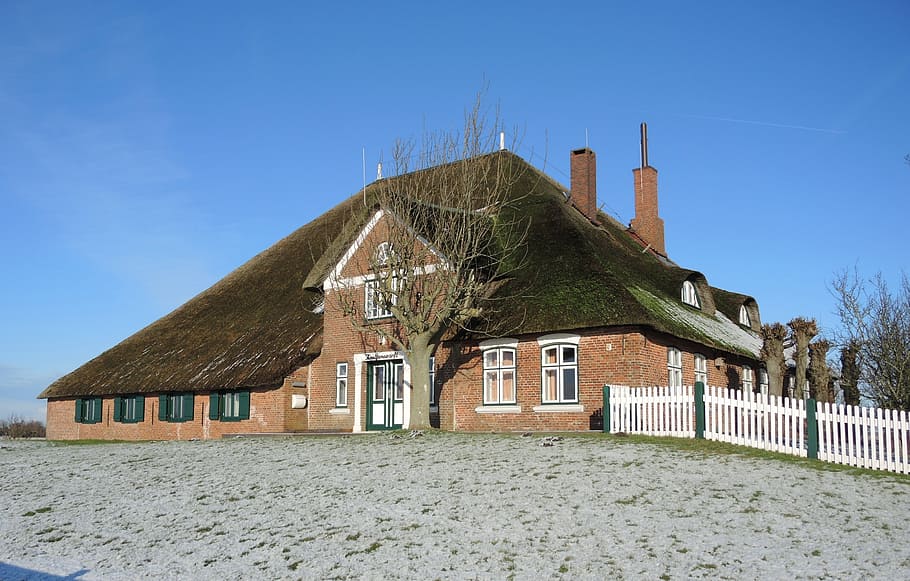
41,151 -> 760,399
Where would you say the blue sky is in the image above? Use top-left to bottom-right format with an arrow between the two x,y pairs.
1,1 -> 908,420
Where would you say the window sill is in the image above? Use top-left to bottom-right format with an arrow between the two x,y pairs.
329,408 -> 350,415
532,404 -> 584,413
475,405 -> 521,414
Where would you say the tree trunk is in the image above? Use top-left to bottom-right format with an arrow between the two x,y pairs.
789,318 -> 818,400
406,335 -> 433,430
761,323 -> 788,397
840,341 -> 861,406
809,340 -> 831,404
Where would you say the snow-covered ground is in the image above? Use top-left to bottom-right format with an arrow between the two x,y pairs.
1,433 -> 908,580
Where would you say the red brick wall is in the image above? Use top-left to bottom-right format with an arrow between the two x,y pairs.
45,383 -> 300,441
434,327 -> 759,432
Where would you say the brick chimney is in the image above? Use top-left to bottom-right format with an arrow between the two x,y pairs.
570,147 -> 597,221
630,123 -> 666,256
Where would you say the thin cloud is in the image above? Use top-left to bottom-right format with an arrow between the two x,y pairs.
682,113 -> 846,135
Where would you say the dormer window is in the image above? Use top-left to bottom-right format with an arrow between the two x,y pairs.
681,280 -> 700,308
739,305 -> 751,326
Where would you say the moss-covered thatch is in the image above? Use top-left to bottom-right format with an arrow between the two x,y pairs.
41,151 -> 761,399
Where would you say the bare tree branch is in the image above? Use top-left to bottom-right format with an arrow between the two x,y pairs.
328,91 -> 530,428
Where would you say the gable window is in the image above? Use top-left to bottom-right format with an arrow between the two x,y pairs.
376,242 -> 393,266
668,348 -> 682,388
429,356 -> 436,406
209,391 -> 250,422
483,347 -> 516,405
113,395 -> 145,423
75,397 -> 103,424
365,278 -> 396,319
742,366 -> 754,392
681,281 -> 700,308
541,345 -> 578,404
694,354 -> 707,387
336,363 -> 348,407
159,393 -> 194,423
739,305 -> 751,326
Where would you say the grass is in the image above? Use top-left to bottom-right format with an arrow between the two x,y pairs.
36,429 -> 910,482
592,433 -> 910,481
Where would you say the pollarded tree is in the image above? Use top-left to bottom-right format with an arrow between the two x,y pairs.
788,317 -> 818,400
331,95 -> 528,429
760,323 -> 788,397
808,339 -> 833,403
831,270 -> 910,410
840,340 -> 861,406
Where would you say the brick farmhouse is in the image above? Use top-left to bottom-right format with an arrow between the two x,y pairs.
40,127 -> 765,439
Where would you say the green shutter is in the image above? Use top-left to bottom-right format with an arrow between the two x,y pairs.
74,399 -> 83,423
238,391 -> 250,420
158,395 -> 168,421
182,393 -> 194,421
91,398 -> 103,423
209,393 -> 221,420
113,397 -> 122,422
135,396 -> 145,423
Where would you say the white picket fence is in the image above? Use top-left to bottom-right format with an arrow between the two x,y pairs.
608,385 -> 695,438
816,402 -> 910,473
703,385 -> 807,458
606,385 -> 910,475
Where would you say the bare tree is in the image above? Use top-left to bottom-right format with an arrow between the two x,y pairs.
760,323 -> 788,397
831,270 -> 910,410
788,317 -> 818,400
331,94 -> 528,429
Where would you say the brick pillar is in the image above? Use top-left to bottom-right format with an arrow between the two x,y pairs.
570,148 -> 597,221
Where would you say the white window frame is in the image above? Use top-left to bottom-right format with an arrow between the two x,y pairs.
376,242 -> 392,266
759,368 -> 769,396
681,280 -> 700,308
668,347 -> 683,388
336,362 -> 348,407
482,347 -> 517,405
541,344 -> 579,404
694,354 -> 707,387
739,304 -> 751,326
429,356 -> 436,406
365,278 -> 396,319
742,365 -> 754,392
223,392 -> 242,418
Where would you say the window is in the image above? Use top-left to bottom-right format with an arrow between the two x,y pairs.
208,391 -> 250,421
113,395 -> 145,423
694,354 -> 707,387
429,356 -> 436,406
541,345 -> 578,403
483,347 -> 516,405
739,305 -> 751,326
376,242 -> 393,266
668,348 -> 682,388
742,366 -> 754,392
681,281 -> 700,308
759,368 -> 769,396
365,278 -> 396,319
336,363 -> 348,407
159,393 -> 194,423
75,397 -> 103,424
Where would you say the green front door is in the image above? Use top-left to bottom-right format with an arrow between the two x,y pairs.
367,360 -> 404,430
